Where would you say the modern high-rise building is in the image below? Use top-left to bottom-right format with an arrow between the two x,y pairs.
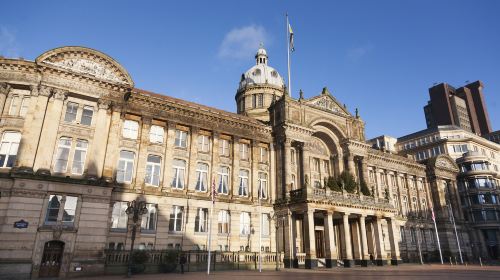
423,81 -> 492,136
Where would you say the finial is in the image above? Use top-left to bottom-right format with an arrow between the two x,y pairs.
355,108 -> 359,118
259,42 -> 264,48
299,89 -> 304,100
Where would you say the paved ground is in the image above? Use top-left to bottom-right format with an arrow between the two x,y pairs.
83,265 -> 500,280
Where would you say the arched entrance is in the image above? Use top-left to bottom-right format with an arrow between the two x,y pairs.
39,240 -> 65,278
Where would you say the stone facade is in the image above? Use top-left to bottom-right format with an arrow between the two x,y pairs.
0,46 -> 471,278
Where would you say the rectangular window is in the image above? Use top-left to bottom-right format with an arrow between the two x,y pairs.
169,205 -> 184,232
218,210 -> 230,234
261,214 -> 270,236
149,125 -> 164,144
19,97 -> 30,117
195,163 -> 208,192
71,139 -> 88,175
218,166 -> 229,194
8,95 -> 20,116
45,195 -> 78,225
260,147 -> 268,163
219,139 -> 230,156
252,94 -> 257,108
45,195 -> 62,223
171,159 -> 186,189
0,131 -> 21,168
64,102 -> 78,123
197,135 -> 210,153
145,155 -> 161,186
122,120 -> 139,139
240,143 -> 249,160
258,172 -> 267,199
174,130 -> 188,148
141,204 -> 157,231
62,196 -> 78,223
80,106 -> 93,126
195,207 -> 208,233
54,137 -> 72,173
117,151 -> 135,183
258,94 -> 264,108
238,169 -> 249,196
240,212 -> 251,235
111,201 -> 128,229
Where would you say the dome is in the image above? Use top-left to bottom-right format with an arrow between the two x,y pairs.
238,47 -> 284,90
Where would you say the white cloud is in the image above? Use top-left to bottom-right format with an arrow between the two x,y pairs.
218,25 -> 268,59
347,43 -> 374,62
0,26 -> 20,58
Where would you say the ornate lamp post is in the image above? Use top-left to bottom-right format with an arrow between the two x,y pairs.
125,200 -> 148,277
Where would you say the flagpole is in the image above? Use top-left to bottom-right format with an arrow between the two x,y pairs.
286,13 -> 291,97
431,207 -> 444,264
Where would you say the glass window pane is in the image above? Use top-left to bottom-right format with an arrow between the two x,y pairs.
80,106 -> 93,126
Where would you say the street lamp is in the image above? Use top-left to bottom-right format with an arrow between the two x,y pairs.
125,200 -> 148,277
270,211 -> 282,271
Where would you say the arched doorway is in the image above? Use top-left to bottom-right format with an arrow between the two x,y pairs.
39,241 -> 65,278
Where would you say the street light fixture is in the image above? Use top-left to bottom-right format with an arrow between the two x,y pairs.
125,200 -> 148,277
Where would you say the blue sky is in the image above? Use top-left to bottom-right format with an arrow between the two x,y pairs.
1,0 -> 499,139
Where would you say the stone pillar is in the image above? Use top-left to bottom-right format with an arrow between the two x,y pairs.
387,217 -> 402,265
303,209 -> 317,268
17,86 -> 50,169
86,100 -> 111,178
301,144 -> 311,188
187,127 -> 200,193
161,122 -> 177,191
102,105 -> 123,179
346,154 -> 357,181
359,215 -> 369,265
324,211 -> 337,267
361,157 -> 369,185
283,211 -> 294,268
231,136 -> 240,197
0,82 -> 10,116
342,212 -> 353,267
283,139 -> 292,195
33,88 -> 67,172
134,117 -> 152,188
372,216 -> 386,265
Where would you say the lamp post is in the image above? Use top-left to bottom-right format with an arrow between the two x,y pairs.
270,211 -> 282,271
125,200 -> 148,277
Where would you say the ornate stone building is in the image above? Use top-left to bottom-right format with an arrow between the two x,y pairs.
0,46 -> 471,278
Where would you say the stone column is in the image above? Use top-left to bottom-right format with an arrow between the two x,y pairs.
231,136 -> 240,198
17,86 -> 50,169
86,100 -> 111,178
324,211 -> 337,267
101,104 -> 123,179
33,88 -> 67,172
372,216 -> 386,265
134,117 -> 152,188
346,154 -> 356,180
361,157 -> 369,185
283,139 -> 292,195
303,209 -> 317,268
0,82 -> 10,116
301,144 -> 311,188
283,211 -> 294,268
359,215 -> 369,265
386,217 -> 402,265
342,212 -> 353,267
161,122 -> 177,192
186,127 -> 199,193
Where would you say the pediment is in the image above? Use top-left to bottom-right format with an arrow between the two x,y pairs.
429,155 -> 459,172
36,46 -> 134,86
305,88 -> 350,116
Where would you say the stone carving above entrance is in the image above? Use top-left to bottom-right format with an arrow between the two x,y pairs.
305,88 -> 349,116
45,58 -> 122,83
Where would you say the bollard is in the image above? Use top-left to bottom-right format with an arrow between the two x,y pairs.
479,257 -> 483,267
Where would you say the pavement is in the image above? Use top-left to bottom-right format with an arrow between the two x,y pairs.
82,265 -> 500,280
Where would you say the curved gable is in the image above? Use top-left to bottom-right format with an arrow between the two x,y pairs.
36,46 -> 134,87
428,154 -> 459,172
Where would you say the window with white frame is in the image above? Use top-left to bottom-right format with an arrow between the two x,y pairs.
45,194 -> 78,225
218,210 -> 230,234
198,135 -> 210,153
19,97 -> 30,117
0,131 -> 20,168
80,106 -> 93,126
141,204 -> 157,231
171,159 -> 186,189
260,146 -> 268,163
218,166 -> 229,194
240,143 -> 249,160
149,125 -> 164,144
117,151 -> 135,183
54,137 -> 72,173
71,139 -> 88,175
145,155 -> 161,186
195,207 -> 208,233
169,205 -> 184,232
111,201 -> 128,229
261,214 -> 270,236
64,102 -> 78,123
240,212 -> 251,235
174,129 -> 188,148
122,120 -> 139,140
195,163 -> 208,192
219,139 -> 230,156
258,172 -> 267,199
8,95 -> 20,116
238,169 -> 249,196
